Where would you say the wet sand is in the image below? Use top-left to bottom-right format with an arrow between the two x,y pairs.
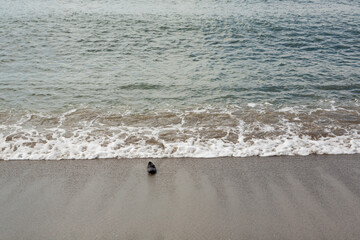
1,155 -> 360,240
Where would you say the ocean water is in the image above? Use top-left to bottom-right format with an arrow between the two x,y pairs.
0,0 -> 359,160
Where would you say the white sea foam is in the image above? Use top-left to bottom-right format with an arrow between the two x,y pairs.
0,129 -> 359,160
0,105 -> 359,160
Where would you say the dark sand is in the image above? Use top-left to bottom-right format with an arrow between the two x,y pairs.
1,155 -> 360,240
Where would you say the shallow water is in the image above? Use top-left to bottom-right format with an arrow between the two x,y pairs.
0,0 -> 359,159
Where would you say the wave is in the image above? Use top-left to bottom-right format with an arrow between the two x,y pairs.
0,103 -> 359,160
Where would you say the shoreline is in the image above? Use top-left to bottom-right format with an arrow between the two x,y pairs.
1,153 -> 359,161
1,154 -> 360,239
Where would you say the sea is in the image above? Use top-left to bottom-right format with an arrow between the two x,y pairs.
0,0 -> 359,160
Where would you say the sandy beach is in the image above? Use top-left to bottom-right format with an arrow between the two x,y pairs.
1,155 -> 360,239
2,0 -> 359,239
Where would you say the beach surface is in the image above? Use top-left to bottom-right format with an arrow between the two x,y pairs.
1,155 -> 360,240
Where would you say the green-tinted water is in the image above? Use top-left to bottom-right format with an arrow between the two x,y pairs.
0,0 -> 359,159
